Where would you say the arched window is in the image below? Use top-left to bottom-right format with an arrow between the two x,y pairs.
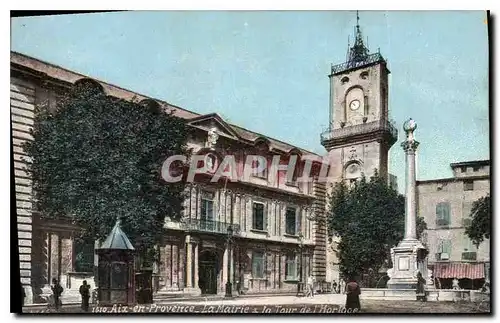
340,76 -> 349,84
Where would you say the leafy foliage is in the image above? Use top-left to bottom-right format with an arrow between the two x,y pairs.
327,170 -> 426,279
23,82 -> 190,260
465,194 -> 490,248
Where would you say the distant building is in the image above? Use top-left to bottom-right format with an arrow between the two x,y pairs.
417,160 -> 490,290
389,173 -> 398,192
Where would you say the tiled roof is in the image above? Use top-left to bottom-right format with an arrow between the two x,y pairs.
11,51 -> 322,157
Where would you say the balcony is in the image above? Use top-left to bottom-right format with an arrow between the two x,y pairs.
182,218 -> 241,235
331,52 -> 386,75
320,119 -> 398,147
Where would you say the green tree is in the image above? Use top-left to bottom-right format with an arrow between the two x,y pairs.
23,82 -> 190,263
465,194 -> 490,248
327,170 -> 426,279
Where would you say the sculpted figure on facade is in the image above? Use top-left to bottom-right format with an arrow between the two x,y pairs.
206,127 -> 219,149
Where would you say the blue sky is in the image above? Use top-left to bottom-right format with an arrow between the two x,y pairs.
11,11 -> 489,192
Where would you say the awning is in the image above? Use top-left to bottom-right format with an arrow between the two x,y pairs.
433,263 -> 485,279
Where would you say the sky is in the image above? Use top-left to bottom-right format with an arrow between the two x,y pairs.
10,11 -> 489,193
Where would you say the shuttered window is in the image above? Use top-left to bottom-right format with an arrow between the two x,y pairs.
436,202 -> 451,227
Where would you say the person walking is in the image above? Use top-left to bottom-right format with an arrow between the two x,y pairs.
345,277 -> 361,312
79,280 -> 91,312
332,280 -> 338,294
51,279 -> 63,311
21,282 -> 26,308
305,275 -> 315,297
339,278 -> 346,294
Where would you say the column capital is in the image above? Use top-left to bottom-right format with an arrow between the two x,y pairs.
401,140 -> 420,153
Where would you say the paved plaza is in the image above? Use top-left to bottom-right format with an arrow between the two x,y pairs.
21,293 -> 490,314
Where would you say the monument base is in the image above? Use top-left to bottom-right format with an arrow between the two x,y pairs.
386,239 -> 426,290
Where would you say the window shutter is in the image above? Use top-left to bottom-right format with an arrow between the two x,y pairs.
296,208 -> 302,235
443,203 -> 450,225
263,203 -> 268,231
201,200 -> 207,220
252,203 -> 257,229
436,204 -> 443,220
444,240 -> 452,255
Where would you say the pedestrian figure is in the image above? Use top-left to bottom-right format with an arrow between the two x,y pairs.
332,280 -> 338,294
51,279 -> 63,311
416,272 -> 426,301
79,280 -> 91,312
452,277 -> 460,290
345,277 -> 361,312
452,277 -> 461,302
339,279 -> 346,294
305,275 -> 315,297
21,282 -> 25,308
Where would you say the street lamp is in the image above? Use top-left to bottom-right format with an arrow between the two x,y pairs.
225,224 -> 233,298
297,232 -> 304,296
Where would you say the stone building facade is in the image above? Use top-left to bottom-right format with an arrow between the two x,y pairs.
11,51 -> 328,304
417,160 -> 490,290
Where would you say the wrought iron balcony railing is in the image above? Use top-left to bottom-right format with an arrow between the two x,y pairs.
320,119 -> 398,144
331,52 -> 386,75
182,218 -> 241,235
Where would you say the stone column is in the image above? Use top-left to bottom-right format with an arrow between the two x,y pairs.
222,247 -> 228,290
387,118 -> 427,291
402,118 -> 419,241
194,243 -> 199,289
185,235 -> 192,288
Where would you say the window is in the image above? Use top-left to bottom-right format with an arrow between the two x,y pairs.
285,207 -> 302,236
464,180 -> 474,191
462,236 -> 477,252
251,159 -> 268,179
252,251 -> 265,278
75,239 -> 95,273
286,167 -> 299,186
473,166 -> 481,172
252,202 -> 266,231
285,252 -> 298,280
435,202 -> 451,227
285,207 -> 297,235
462,202 -> 473,227
437,239 -> 452,261
200,193 -> 214,230
460,166 -> 467,173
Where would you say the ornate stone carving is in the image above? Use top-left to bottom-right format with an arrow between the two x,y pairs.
206,127 -> 219,149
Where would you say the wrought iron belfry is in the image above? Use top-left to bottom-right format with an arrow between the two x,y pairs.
331,11 -> 386,75
348,11 -> 369,65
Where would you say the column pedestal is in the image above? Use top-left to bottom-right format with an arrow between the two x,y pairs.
387,240 -> 425,290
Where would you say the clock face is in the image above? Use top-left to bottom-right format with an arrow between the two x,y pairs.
349,100 -> 360,111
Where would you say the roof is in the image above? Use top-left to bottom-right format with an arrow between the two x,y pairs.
98,219 -> 135,250
416,175 -> 490,185
450,160 -> 490,168
11,51 -> 321,157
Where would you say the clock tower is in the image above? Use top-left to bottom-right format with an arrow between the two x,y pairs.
321,12 -> 398,185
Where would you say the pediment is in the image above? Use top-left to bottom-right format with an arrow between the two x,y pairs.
187,113 -> 240,141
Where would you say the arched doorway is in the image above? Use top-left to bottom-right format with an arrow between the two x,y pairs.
199,250 -> 219,295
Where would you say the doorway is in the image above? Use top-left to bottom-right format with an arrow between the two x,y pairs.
199,250 -> 219,295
